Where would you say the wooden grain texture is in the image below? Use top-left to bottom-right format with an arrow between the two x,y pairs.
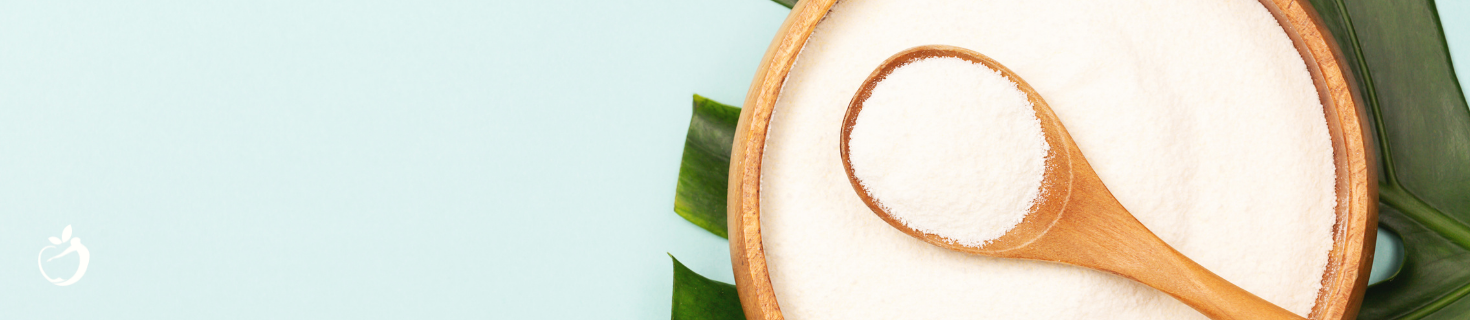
728,0 -> 1376,319
837,45 -> 1308,320
726,0 -> 834,319
1255,0 -> 1379,319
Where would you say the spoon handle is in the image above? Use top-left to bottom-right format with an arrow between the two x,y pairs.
1011,172 -> 1306,320
1106,227 -> 1306,320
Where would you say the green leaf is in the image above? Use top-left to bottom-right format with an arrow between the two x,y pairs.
671,254 -> 746,320
1308,0 -> 1470,318
771,0 -> 795,9
675,95 -> 741,238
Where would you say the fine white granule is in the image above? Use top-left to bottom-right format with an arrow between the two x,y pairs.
759,0 -> 1338,319
847,57 -> 1047,247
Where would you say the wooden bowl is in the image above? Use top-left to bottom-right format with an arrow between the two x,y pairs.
726,0 -> 1378,319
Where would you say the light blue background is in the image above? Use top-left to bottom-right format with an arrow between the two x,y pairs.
0,0 -> 1463,318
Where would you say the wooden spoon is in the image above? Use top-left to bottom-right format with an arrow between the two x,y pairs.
838,45 -> 1305,320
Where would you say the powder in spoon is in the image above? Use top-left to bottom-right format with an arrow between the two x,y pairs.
847,57 -> 1048,247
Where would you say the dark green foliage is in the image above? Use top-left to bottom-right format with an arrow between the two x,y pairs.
1308,0 -> 1470,318
674,95 -> 742,238
671,255 -> 746,320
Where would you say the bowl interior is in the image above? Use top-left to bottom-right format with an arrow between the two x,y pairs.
727,0 -> 1377,319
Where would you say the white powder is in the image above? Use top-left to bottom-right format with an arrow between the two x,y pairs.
847,57 -> 1048,247
759,0 -> 1337,319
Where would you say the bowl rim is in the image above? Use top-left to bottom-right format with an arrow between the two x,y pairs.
727,0 -> 1378,319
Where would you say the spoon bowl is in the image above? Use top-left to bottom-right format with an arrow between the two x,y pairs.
839,45 -> 1305,320
839,45 -> 1072,254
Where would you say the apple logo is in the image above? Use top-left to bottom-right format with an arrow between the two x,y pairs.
38,225 -> 89,286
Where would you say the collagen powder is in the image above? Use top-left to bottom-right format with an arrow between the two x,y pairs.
759,0 -> 1338,319
847,57 -> 1047,247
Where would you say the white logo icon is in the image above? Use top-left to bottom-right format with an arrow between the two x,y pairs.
38,225 -> 89,286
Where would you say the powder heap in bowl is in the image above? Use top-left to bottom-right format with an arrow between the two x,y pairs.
847,57 -> 1048,247
759,0 -> 1337,318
